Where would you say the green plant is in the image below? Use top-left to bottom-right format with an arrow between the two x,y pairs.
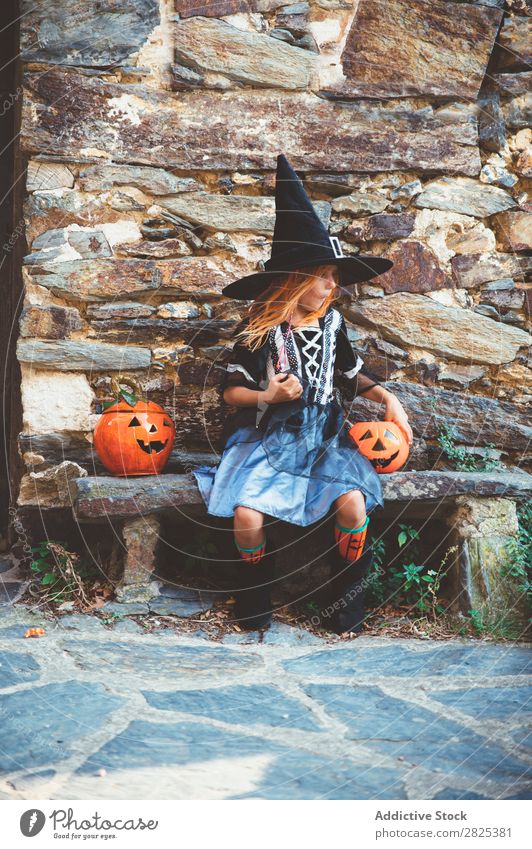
397,523 -> 419,548
437,422 -> 499,472
424,545 -> 457,620
393,523 -> 428,613
503,502 -> 532,608
366,523 -> 453,616
390,561 -> 436,614
467,607 -> 522,641
469,607 -> 485,634
100,612 -> 122,626
30,541 -> 98,607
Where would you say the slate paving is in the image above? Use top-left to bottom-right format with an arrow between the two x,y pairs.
0,605 -> 530,800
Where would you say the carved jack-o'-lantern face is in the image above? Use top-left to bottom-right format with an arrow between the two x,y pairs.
348,420 -> 409,474
128,414 -> 173,455
94,400 -> 176,477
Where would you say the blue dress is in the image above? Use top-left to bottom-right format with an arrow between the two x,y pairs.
193,307 -> 384,527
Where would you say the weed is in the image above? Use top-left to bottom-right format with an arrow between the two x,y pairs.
437,422 -> 499,472
503,501 -> 532,609
29,541 -> 98,608
468,607 -> 523,641
366,523 -> 453,617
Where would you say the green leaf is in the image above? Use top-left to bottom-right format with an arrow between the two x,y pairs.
41,573 -> 57,586
421,575 -> 434,583
119,390 -> 137,407
102,399 -> 117,411
398,531 -> 408,547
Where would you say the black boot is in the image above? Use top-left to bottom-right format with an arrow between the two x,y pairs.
318,543 -> 373,635
232,542 -> 275,630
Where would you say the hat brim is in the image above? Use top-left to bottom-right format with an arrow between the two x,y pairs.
222,255 -> 393,300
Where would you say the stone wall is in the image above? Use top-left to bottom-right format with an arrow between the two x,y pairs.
16,0 -> 531,506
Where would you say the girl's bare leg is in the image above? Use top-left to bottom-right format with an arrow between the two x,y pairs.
234,505 -> 265,548
334,489 -> 366,529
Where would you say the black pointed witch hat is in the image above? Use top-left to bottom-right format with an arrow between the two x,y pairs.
222,153 -> 393,300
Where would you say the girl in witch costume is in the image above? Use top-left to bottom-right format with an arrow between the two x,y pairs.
193,155 -> 413,634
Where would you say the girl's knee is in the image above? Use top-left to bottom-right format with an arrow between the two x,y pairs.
337,489 -> 365,509
234,505 -> 264,529
335,490 -> 366,525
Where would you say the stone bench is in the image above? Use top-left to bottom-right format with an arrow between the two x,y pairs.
68,467 -> 532,630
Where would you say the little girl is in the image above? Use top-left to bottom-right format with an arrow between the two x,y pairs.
193,155 -> 412,634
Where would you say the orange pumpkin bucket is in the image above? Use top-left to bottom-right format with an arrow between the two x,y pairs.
93,378 -> 175,477
348,420 -> 409,474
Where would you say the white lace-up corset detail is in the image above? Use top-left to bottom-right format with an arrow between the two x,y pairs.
295,326 -> 322,387
264,309 -> 346,405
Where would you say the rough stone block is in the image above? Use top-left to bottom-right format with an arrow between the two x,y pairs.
172,17 -> 316,89
497,14 -> 531,71
375,241 -> 450,294
121,514 -> 162,586
21,70 -> 481,175
336,0 -> 502,99
157,192 -> 330,234
78,164 -> 200,195
446,496 -> 529,633
18,461 -> 87,509
17,339 -> 151,371
20,369 -> 94,433
25,257 -> 227,302
492,210 -> 532,251
415,177 -> 516,218
451,252 -> 531,288
20,0 -> 160,66
345,293 -> 531,365
26,161 -> 74,192
19,305 -> 85,340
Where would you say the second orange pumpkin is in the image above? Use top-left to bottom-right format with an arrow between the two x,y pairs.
94,399 -> 176,477
348,420 -> 409,474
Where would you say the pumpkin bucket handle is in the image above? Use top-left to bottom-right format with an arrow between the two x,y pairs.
110,375 -> 144,404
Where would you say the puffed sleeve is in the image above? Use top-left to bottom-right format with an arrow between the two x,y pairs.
222,340 -> 262,391
221,321 -> 264,393
335,315 -> 383,398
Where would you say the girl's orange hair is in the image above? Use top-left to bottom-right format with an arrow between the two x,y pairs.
237,265 -> 340,351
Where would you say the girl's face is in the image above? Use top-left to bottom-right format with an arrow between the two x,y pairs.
297,266 -> 337,314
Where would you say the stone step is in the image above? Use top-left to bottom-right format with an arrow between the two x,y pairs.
70,467 -> 532,521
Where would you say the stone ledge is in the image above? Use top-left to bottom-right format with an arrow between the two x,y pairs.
69,468 -> 532,521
